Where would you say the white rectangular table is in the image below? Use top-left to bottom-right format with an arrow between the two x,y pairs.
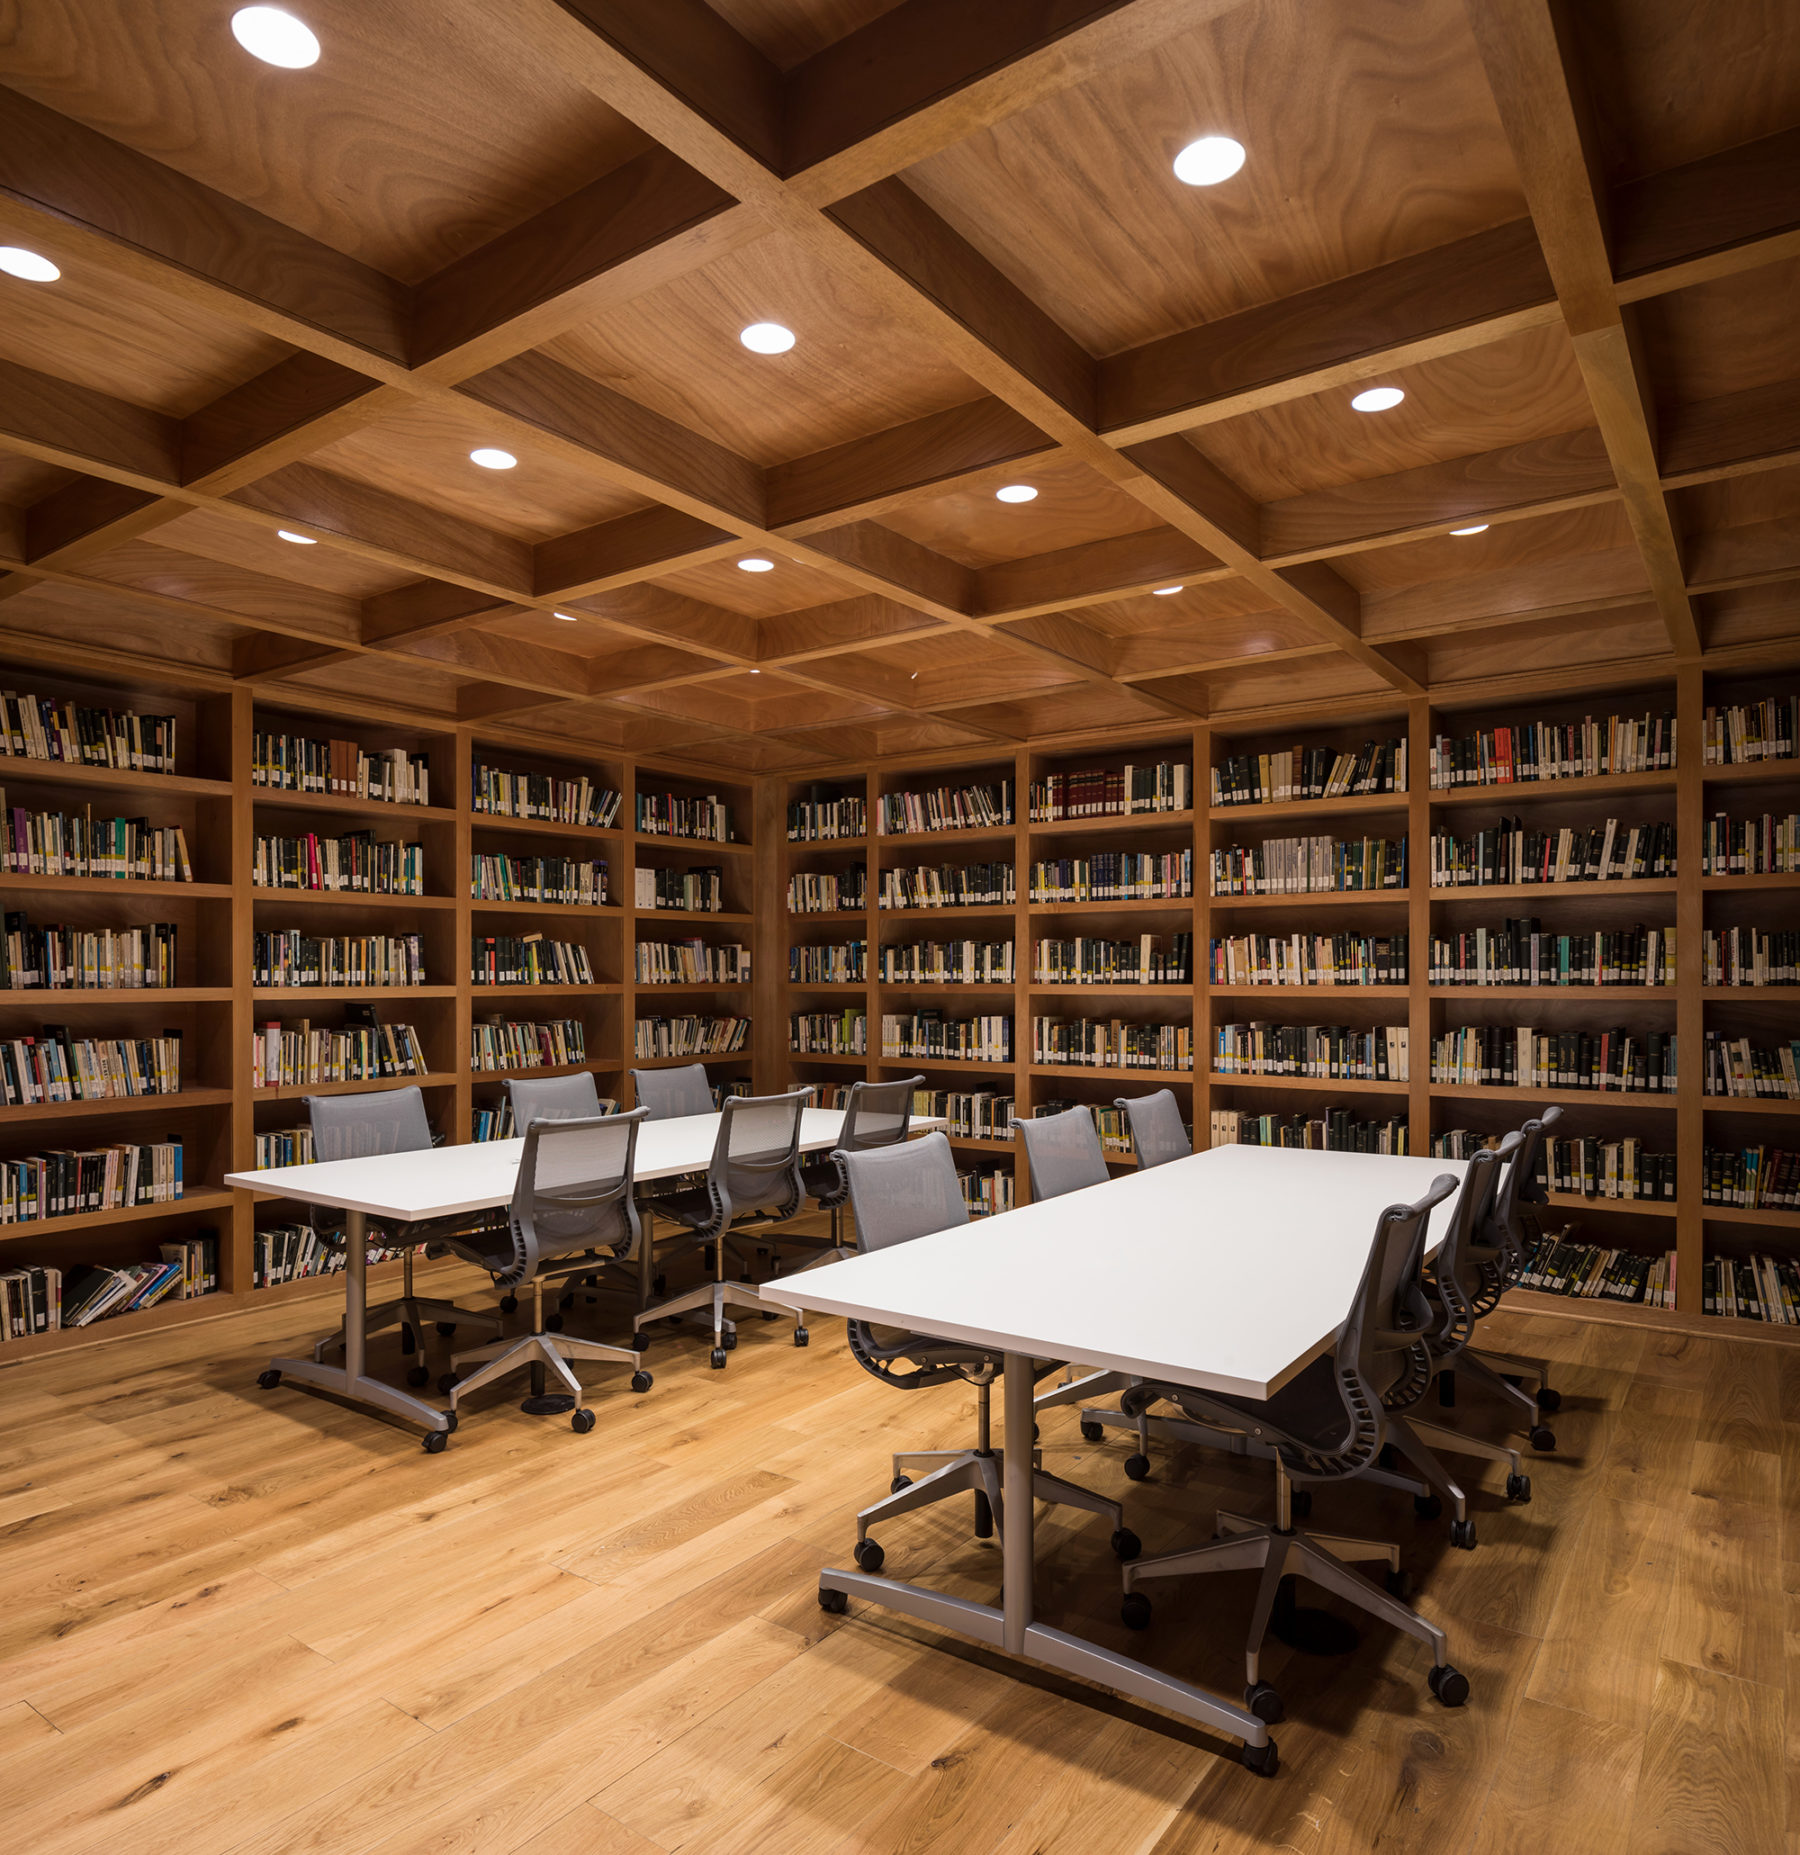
760,1143 -> 1469,1772
227,1108 -> 941,1438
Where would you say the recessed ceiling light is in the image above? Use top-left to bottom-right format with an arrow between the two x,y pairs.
738,557 -> 774,572
1152,584 -> 1183,596
553,610 -> 578,621
469,447 -> 516,470
995,484 -> 1038,503
740,322 -> 795,355
1351,386 -> 1405,413
276,529 -> 316,545
1449,523 -> 1490,537
749,668 -> 761,675
230,6 -> 320,67
1173,136 -> 1246,187
0,246 -> 60,283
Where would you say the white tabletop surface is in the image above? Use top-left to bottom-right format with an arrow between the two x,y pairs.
226,1108 -> 942,1220
761,1144 -> 1469,1401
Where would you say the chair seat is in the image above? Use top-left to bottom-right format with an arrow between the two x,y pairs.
656,1184 -> 800,1232
1167,1353 -> 1349,1455
801,1157 -> 845,1203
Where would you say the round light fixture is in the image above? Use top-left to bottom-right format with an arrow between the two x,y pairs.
0,246 -> 60,283
230,6 -> 320,67
276,529 -> 316,545
739,322 -> 795,355
749,668 -> 761,675
995,484 -> 1038,503
1351,386 -> 1405,413
469,447 -> 516,470
1450,523 -> 1490,536
738,557 -> 774,572
1151,584 -> 1183,596
1173,136 -> 1246,187
553,610 -> 578,621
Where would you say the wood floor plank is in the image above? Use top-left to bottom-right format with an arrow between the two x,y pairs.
1659,1490 -> 1784,1692
1465,1698 -> 1644,1855
1627,1658 -> 1784,1855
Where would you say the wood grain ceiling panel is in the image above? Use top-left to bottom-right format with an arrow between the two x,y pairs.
1067,574 -> 1281,639
1634,256 -> 1800,410
651,553 -> 870,617
1330,502 -> 1637,595
0,454 -> 77,507
706,0 -> 907,70
141,507 -> 416,598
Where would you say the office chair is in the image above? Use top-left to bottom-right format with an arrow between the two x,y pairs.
632,1087 -> 813,1365
304,1085 -> 503,1385
501,1070 -> 612,1320
835,1131 -> 1140,1570
800,1074 -> 923,1259
630,1062 -> 714,1119
1118,1088 -> 1191,1168
1120,1172 -> 1471,1724
442,1110 -> 652,1429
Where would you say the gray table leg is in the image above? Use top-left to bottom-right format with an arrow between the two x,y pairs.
265,1209 -> 452,1436
815,1348 -> 1271,1765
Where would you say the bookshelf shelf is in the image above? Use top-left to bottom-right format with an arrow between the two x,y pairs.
631,832 -> 751,856
1701,986 -> 1800,999
880,903 -> 1017,920
1703,1097 -> 1800,1117
1431,1083 -> 1679,1108
633,1051 -> 752,1068
1429,878 -> 1677,901
1427,985 -> 1673,1000
470,1059 -> 614,1083
880,980 -> 1017,994
253,789 -> 456,825
786,980 -> 869,991
1701,1204 -> 1800,1230
0,1186 -> 235,1241
250,889 -> 457,910
879,1056 -> 1018,1074
1210,983 -> 1410,998
1543,1191 -> 1679,1219
946,1135 -> 1017,1155
0,1087 -> 234,1125
470,983 -> 622,997
786,834 -> 870,850
1028,982 -> 1195,996
0,875 -> 232,900
636,979 -> 751,992
1701,759 -> 1800,788
1208,1071 -> 1404,1096
0,760 -> 232,801
254,985 -> 459,1000
468,812 -> 620,843
1031,809 -> 1195,836
787,908 -> 871,923
0,987 -> 231,1004
255,1072 -> 460,1102
786,1050 -> 868,1066
1029,1063 -> 1192,1082
1026,897 -> 1195,914
876,824 -> 1015,846
1209,794 -> 1408,823
643,909 -> 754,926
470,897 -> 621,917
1428,770 -> 1678,806
1209,889 -> 1412,910
1700,873 -> 1800,892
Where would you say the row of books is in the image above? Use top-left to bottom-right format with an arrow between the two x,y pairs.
632,1015 -> 749,1058
1427,710 -> 1675,787
1210,738 -> 1405,807
1028,851 -> 1192,903
253,1125 -> 313,1168
1702,1145 -> 1800,1211
634,866 -> 725,913
1703,698 -> 1798,765
1029,762 -> 1192,821
1699,811 -> 1800,876
0,1139 -> 183,1223
254,931 -> 427,989
1534,1133 -> 1676,1201
881,940 -> 1016,985
635,939 -> 749,984
1210,834 -> 1407,896
880,862 -> 1015,909
2,689 -> 178,773
472,935 -> 594,987
0,1031 -> 184,1105
1519,1237 -> 1672,1305
252,1020 -> 426,1089
1429,817 -> 1675,887
0,917 -> 179,990
636,793 -> 734,842
253,831 -> 422,895
251,1225 -> 426,1290
790,1011 -> 867,1055
790,942 -> 865,983
471,853 -> 608,907
1701,927 -> 1799,988
787,793 -> 866,841
470,1018 -> 586,1072
471,765 -> 619,827
1702,1254 -> 1799,1321
1209,932 -> 1407,988
1428,923 -> 1672,987
1214,1022 -> 1409,1082
883,1011 -> 1013,1064
1209,1109 -> 1410,1153
960,1162 -> 1014,1217
1430,1026 -> 1677,1094
909,1088 -> 1015,1140
1035,934 -> 1191,985
3,1236 -> 218,1337
787,868 -> 866,913
255,732 -> 430,804
1,803 -> 193,882
1033,1017 -> 1191,1071
473,1101 -> 515,1142
878,781 -> 1013,835
1702,1032 -> 1800,1100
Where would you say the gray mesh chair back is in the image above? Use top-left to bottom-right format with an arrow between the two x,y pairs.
1012,1104 -> 1109,1200
705,1087 -> 811,1227
1116,1089 -> 1190,1169
1421,1141 -> 1516,1360
808,1074 -> 924,1212
505,1071 -> 603,1128
838,1130 -> 970,1253
504,1108 -> 647,1287
631,1063 -> 714,1120
1486,1106 -> 1564,1288
305,1083 -> 433,1160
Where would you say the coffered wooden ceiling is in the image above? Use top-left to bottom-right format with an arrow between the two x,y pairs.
2,0 -> 1798,771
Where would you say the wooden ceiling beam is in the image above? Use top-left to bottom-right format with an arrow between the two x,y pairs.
755,597 -> 951,663
180,357 -> 408,493
535,508 -> 742,602
232,633 -> 364,683
1658,379 -> 1800,488
21,478 -> 179,570
976,527 -> 1225,621
558,585 -> 763,663
360,581 -> 522,649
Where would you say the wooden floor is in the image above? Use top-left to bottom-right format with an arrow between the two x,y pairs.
1,1257 -> 1793,1855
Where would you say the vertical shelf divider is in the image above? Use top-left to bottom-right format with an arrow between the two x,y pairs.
1675,664 -> 1705,1315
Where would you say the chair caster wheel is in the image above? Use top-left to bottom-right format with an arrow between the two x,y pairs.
1240,1738 -> 1279,1778
435,1321 -> 456,1337
1120,1591 -> 1152,1630
571,1408 -> 596,1434
437,1372 -> 458,1395
761,1308 -> 779,1320
1385,1566 -> 1413,1599
422,1431 -> 448,1454
1245,1681 -> 1284,1724
890,1474 -> 912,1494
1429,1663 -> 1470,1707
545,1314 -> 564,1333
793,1326 -> 809,1346
710,1348 -> 728,1369
630,1370 -> 653,1393
1111,1528 -> 1142,1562
818,1587 -> 848,1615
1123,1453 -> 1150,1481
500,1294 -> 518,1313
1450,1518 -> 1477,1550
1079,1419 -> 1103,1442
723,1331 -> 737,1351
1535,1388 -> 1561,1413
854,1538 -> 884,1573
406,1365 -> 430,1388
1414,1493 -> 1442,1521
1529,1425 -> 1556,1452
1505,1472 -> 1532,1503
1290,1489 -> 1312,1519
257,1368 -> 282,1390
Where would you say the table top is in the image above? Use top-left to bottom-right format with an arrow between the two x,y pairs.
761,1144 -> 1470,1401
226,1108 -> 944,1220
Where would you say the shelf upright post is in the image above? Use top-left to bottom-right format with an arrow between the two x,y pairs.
1193,719 -> 1212,1152
753,772 -> 787,1095
227,684 -> 256,1298
1012,744 -> 1032,1200
451,726 -> 473,1142
862,762 -> 877,1089
622,751 -> 639,1099
1408,695 -> 1434,1155
1675,663 -> 1705,1314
